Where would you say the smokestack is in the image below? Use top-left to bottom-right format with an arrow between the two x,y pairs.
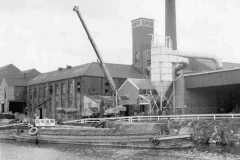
165,0 -> 177,50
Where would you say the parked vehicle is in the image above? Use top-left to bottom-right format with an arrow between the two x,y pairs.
82,107 -> 99,118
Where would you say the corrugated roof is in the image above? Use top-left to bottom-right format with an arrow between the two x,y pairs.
3,78 -> 26,86
184,66 -> 240,77
28,62 -> 144,85
128,78 -> 155,90
184,61 -> 240,77
185,59 -> 240,72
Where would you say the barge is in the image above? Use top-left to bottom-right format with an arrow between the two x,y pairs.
13,119 -> 194,149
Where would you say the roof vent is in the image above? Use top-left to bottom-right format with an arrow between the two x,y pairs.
66,65 -> 72,69
58,67 -> 63,71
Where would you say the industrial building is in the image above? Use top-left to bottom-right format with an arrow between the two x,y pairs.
26,62 -> 143,120
0,0 -> 240,120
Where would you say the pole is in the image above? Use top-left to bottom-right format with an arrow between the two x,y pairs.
173,67 -> 176,114
160,62 -> 163,113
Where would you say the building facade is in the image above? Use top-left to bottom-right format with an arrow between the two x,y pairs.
131,18 -> 154,72
26,62 -> 144,121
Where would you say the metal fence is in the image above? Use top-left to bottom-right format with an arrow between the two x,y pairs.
63,114 -> 240,124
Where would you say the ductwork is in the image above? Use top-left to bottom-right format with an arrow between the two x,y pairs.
150,47 -> 189,99
172,50 -> 223,70
174,57 -> 189,74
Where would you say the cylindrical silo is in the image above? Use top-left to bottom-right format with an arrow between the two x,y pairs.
151,46 -> 173,98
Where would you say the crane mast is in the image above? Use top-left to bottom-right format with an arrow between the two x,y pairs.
73,6 -> 122,106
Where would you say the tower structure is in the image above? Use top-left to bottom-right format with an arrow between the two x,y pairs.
165,0 -> 177,50
131,18 -> 154,71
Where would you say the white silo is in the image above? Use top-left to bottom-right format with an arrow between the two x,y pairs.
151,46 -> 173,98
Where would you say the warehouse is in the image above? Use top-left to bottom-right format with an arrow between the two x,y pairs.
26,62 -> 143,120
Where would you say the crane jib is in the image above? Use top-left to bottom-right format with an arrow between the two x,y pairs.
73,6 -> 123,106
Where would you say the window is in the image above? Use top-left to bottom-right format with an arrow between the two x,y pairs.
105,82 -> 109,86
29,89 -> 32,99
69,82 -> 73,94
69,100 -> 72,108
77,81 -> 80,93
39,86 -> 42,98
62,83 -> 65,94
105,89 -> 108,93
62,101 -> 65,108
33,88 -> 37,98
56,83 -> 59,95
121,95 -> 129,101
55,101 -> 59,108
49,86 -> 53,95
44,86 -> 48,97
140,105 -> 145,112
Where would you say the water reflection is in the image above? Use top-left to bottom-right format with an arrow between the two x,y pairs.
0,140 -> 240,160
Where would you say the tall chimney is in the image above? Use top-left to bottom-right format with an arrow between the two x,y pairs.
165,0 -> 177,50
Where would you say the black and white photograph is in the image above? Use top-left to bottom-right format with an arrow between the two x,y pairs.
0,0 -> 240,159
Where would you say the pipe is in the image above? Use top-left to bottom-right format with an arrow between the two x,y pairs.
174,57 -> 189,72
172,50 -> 223,69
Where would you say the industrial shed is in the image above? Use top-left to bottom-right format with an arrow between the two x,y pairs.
175,68 -> 240,114
118,78 -> 158,116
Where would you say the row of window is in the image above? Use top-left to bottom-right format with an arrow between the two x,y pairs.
30,81 -> 81,99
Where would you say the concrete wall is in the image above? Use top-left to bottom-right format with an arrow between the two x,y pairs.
184,87 -> 217,114
175,75 -> 185,114
175,74 -> 217,114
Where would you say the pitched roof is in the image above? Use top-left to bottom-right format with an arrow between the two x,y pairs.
84,62 -> 144,78
22,68 -> 41,81
128,78 -> 155,90
3,78 -> 26,86
0,64 -> 24,83
28,62 -> 144,85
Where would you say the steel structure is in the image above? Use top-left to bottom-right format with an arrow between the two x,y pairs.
73,6 -> 123,108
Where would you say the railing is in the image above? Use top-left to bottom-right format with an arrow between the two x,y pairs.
150,34 -> 172,48
63,114 -> 240,124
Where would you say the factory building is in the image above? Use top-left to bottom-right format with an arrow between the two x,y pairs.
1,0 -> 240,119
26,62 -> 143,120
175,68 -> 240,114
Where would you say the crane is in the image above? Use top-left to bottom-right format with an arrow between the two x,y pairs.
73,6 -> 125,116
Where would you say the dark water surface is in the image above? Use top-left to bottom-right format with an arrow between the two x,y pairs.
0,140 -> 240,160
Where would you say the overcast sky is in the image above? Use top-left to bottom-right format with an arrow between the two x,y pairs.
0,0 -> 240,73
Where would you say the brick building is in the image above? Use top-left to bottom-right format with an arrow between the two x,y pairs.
26,62 -> 143,120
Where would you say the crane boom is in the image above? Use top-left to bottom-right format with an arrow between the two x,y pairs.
73,6 -> 122,106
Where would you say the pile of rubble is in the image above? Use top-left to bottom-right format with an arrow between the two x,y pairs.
171,119 -> 240,147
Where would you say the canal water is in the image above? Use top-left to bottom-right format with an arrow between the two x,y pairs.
0,140 -> 240,160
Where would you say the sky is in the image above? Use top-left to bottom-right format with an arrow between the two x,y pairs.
0,0 -> 240,73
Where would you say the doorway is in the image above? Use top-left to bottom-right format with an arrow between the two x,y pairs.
9,102 -> 26,114
1,103 -> 4,113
